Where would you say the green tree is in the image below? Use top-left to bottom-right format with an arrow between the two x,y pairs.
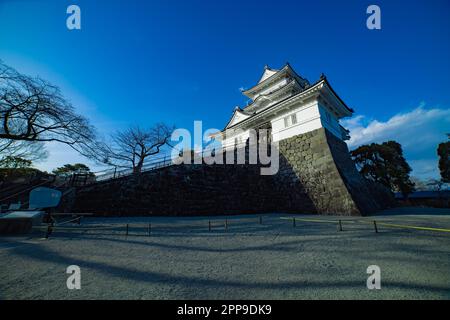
0,156 -> 32,169
351,141 -> 415,197
0,156 -> 42,183
437,134 -> 450,183
52,163 -> 93,177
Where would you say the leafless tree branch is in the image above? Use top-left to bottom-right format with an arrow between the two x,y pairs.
103,123 -> 174,173
0,60 -> 99,160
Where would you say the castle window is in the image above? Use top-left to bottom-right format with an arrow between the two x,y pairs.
291,113 -> 297,125
284,114 -> 297,128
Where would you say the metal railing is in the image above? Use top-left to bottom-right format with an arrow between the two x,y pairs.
91,153 -> 177,184
82,142 -> 256,186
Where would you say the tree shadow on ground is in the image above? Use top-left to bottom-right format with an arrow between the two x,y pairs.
8,243 -> 450,297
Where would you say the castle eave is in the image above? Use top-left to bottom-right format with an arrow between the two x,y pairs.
225,78 -> 350,131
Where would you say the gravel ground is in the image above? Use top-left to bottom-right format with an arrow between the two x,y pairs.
0,207 -> 449,300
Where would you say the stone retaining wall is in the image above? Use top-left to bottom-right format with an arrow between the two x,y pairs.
70,128 -> 393,216
276,128 -> 394,215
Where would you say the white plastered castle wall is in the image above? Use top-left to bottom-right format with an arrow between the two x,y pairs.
271,100 -> 322,142
317,102 -> 344,140
271,100 -> 345,142
222,99 -> 347,147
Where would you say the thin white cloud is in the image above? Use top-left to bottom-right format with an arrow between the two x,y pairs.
342,106 -> 450,179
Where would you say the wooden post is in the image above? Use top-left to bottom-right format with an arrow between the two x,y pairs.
45,225 -> 50,239
208,221 -> 211,232
45,223 -> 54,239
293,218 -> 296,228
338,220 -> 343,232
148,223 -> 151,236
225,219 -> 228,231
373,221 -> 378,233
126,224 -> 129,237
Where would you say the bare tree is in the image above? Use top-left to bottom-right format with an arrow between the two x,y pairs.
106,124 -> 174,173
0,139 -> 48,166
0,60 -> 98,157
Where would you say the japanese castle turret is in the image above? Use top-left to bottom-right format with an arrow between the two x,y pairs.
221,63 -> 352,147
217,63 -> 393,215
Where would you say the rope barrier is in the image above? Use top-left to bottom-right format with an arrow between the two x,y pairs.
280,216 -> 450,234
31,218 -> 246,238
26,216 -> 450,239
280,217 -> 340,224
54,216 -> 82,226
32,225 -> 122,231
375,221 -> 450,233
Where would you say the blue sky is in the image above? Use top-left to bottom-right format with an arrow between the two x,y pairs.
0,0 -> 449,179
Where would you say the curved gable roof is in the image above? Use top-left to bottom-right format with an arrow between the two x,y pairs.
224,107 -> 253,129
258,66 -> 278,84
242,63 -> 309,99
